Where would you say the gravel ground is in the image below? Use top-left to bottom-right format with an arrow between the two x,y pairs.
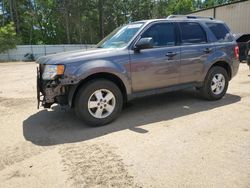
0,62 -> 249,188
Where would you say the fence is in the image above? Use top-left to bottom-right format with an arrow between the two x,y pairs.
0,44 -> 95,61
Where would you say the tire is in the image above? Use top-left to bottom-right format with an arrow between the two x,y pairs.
200,66 -> 229,100
74,79 -> 123,126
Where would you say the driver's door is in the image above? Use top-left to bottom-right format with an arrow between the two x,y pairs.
129,22 -> 180,92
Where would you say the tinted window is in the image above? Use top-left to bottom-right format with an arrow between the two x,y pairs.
141,23 -> 176,47
179,22 -> 207,45
206,22 -> 233,42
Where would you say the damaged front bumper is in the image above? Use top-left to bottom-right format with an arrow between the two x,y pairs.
37,65 -> 68,109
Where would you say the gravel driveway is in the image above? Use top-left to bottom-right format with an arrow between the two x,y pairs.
0,62 -> 249,188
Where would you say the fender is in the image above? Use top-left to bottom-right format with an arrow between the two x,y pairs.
67,59 -> 132,107
200,50 -> 233,82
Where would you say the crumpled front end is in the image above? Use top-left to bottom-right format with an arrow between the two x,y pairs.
37,64 -> 69,109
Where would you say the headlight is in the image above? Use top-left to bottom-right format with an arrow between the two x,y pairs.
42,65 -> 65,80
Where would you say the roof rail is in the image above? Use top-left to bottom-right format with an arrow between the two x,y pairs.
166,15 -> 214,20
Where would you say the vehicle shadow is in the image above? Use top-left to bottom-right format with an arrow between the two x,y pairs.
23,89 -> 241,146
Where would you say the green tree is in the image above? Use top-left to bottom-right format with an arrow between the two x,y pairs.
203,0 -> 216,8
0,0 -> 233,45
168,0 -> 195,14
0,22 -> 20,53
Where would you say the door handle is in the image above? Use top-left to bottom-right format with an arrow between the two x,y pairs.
203,48 -> 212,53
165,52 -> 177,57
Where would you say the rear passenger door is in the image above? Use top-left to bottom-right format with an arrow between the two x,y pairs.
179,22 -> 215,84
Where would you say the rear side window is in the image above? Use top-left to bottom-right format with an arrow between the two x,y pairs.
179,22 -> 207,45
206,22 -> 233,42
141,23 -> 176,47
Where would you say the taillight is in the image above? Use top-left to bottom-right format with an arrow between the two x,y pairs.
234,45 -> 239,60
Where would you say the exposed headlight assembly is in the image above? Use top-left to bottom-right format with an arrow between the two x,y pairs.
42,65 -> 65,80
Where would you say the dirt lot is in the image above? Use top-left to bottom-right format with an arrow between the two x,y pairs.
0,62 -> 249,188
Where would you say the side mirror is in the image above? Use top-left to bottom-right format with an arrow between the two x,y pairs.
134,37 -> 154,52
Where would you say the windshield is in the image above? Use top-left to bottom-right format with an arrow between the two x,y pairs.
97,23 -> 144,48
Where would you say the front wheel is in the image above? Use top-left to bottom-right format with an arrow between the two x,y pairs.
200,66 -> 229,100
74,79 -> 123,126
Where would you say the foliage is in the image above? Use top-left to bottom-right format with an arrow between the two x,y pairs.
0,22 -> 20,53
0,0 -> 239,45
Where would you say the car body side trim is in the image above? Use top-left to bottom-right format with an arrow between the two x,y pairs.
127,82 -> 202,101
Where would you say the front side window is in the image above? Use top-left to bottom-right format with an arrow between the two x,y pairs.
97,23 -> 144,48
141,23 -> 176,47
179,22 -> 207,45
206,22 -> 233,42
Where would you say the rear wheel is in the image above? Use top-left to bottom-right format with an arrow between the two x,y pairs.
200,66 -> 229,100
74,79 -> 123,126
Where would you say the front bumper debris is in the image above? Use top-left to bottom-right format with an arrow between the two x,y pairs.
37,65 -> 69,109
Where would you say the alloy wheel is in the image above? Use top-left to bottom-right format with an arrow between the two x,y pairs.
87,89 -> 116,119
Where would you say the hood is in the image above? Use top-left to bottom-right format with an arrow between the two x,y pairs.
36,48 -> 118,65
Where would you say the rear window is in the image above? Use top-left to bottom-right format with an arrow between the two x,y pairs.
179,22 -> 207,45
206,22 -> 233,42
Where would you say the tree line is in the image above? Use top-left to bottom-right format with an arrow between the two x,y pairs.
0,0 -> 239,46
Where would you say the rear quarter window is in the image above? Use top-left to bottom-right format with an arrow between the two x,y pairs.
206,22 -> 233,42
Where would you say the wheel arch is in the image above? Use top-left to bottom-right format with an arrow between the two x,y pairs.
208,61 -> 232,80
68,72 -> 128,107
